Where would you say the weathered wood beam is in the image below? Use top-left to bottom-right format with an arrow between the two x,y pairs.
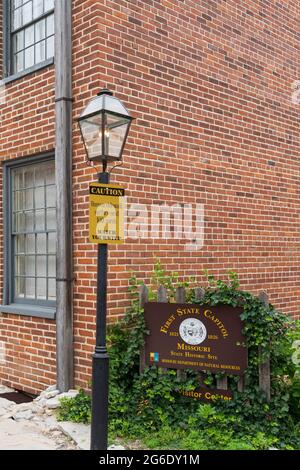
55,0 -> 73,392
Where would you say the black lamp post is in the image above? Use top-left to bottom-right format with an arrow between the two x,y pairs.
78,89 -> 133,450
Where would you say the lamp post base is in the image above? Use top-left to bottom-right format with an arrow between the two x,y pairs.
90,348 -> 109,450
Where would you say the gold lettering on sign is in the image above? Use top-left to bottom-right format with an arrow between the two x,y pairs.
177,343 -> 211,352
160,315 -> 176,334
203,309 -> 229,338
176,307 -> 201,316
90,186 -> 124,197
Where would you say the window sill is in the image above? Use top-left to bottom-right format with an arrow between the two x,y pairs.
0,304 -> 56,320
0,58 -> 54,85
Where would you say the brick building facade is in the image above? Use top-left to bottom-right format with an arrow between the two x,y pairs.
0,0 -> 300,394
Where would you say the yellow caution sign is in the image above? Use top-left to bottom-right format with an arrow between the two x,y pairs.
89,183 -> 125,244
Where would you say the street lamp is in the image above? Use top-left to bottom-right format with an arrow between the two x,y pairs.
79,88 -> 133,168
78,89 -> 133,450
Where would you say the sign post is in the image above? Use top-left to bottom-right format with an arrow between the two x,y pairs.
89,174 -> 125,450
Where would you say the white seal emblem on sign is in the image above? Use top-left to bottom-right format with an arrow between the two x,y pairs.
179,318 -> 207,345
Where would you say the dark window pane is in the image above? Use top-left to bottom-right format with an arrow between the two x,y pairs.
13,191 -> 24,212
26,234 -> 35,254
48,255 -> 56,278
14,30 -> 24,52
46,14 -> 54,36
33,0 -> 43,19
36,209 -> 45,231
25,189 -> 34,210
15,255 -> 25,276
26,277 -> 36,299
35,19 -> 45,42
46,35 -> 54,59
48,232 -> 56,254
15,277 -> 25,299
11,159 -> 56,303
13,212 -> 25,233
14,51 -> 24,73
25,211 -> 34,232
24,166 -> 34,188
35,166 -> 45,186
37,256 -> 47,276
37,234 -> 47,254
37,278 -> 47,299
48,278 -> 56,300
11,4 -> 54,74
24,45 -> 35,69
24,25 -> 34,48
13,170 -> 24,190
44,0 -> 54,13
13,8 -> 22,30
23,1 -> 33,25
35,186 -> 45,209
14,1 -> 23,9
15,235 -> 25,255
46,209 -> 56,230
35,40 -> 46,63
46,185 -> 55,207
45,163 -> 55,184
25,256 -> 36,276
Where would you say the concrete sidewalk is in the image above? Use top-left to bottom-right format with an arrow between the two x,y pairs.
0,385 -> 77,450
0,418 -> 59,450
0,384 -> 124,450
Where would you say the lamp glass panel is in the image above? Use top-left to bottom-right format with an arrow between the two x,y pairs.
79,115 -> 103,161
105,114 -> 130,159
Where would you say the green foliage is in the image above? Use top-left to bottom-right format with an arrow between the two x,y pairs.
149,259 -> 196,302
57,389 -> 91,424
287,321 -> 300,419
58,262 -> 300,449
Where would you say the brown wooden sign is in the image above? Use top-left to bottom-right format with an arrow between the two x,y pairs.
144,303 -> 247,375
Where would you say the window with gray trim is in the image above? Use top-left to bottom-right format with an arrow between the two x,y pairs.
8,0 -> 54,75
6,157 -> 56,307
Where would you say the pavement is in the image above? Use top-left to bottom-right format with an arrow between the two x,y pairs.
0,419 -> 58,450
0,384 -> 125,450
0,384 -> 79,450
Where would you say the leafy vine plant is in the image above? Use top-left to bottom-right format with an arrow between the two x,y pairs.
59,261 -> 300,449
125,262 -> 299,425
128,259 -> 197,304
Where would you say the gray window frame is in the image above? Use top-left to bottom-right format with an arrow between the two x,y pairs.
2,0 -> 55,80
1,153 -> 56,319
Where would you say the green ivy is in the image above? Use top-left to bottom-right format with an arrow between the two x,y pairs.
287,320 -> 300,420
108,264 -> 300,449
58,389 -> 91,424
59,262 -> 300,449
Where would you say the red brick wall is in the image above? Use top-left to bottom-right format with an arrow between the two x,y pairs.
0,19 -> 56,392
1,0 -> 300,393
0,2 -> 3,79
72,0 -> 300,389
0,316 -> 56,394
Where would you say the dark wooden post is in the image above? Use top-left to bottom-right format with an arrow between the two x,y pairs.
258,291 -> 271,401
176,286 -> 186,304
157,285 -> 168,303
176,287 -> 186,381
194,287 -> 206,386
237,376 -> 245,392
194,287 -> 205,302
139,284 -> 149,374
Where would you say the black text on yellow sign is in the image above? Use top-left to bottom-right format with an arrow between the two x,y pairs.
89,183 -> 125,244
